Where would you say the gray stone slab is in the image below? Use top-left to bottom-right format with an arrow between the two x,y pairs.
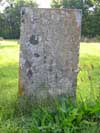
19,8 -> 82,100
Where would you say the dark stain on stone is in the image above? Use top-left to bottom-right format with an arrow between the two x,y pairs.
31,17 -> 39,24
55,73 -> 58,82
50,59 -> 53,65
34,53 -> 40,57
44,56 -> 47,59
33,66 -> 36,71
30,35 -> 39,45
72,67 -> 74,72
25,60 -> 31,68
33,66 -> 38,73
48,66 -> 52,72
44,56 -> 47,63
22,18 -> 25,23
27,69 -> 33,79
31,81 -> 34,84
21,9 -> 25,16
44,60 -> 46,63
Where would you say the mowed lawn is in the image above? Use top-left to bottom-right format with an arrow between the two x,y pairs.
0,40 -> 19,107
0,40 -> 100,104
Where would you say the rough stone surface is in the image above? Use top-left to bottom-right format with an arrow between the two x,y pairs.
19,8 -> 82,99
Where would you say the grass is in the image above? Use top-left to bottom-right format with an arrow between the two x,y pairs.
77,42 -> 100,101
0,40 -> 100,132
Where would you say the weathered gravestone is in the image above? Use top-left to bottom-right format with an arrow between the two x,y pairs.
19,8 -> 81,101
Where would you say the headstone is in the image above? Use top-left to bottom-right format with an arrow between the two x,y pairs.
19,8 -> 81,100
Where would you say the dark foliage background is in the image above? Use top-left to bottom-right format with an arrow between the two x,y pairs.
0,0 -> 37,39
0,0 -> 100,39
51,0 -> 100,38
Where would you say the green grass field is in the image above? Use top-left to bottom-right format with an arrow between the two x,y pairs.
0,40 -> 100,132
77,42 -> 100,101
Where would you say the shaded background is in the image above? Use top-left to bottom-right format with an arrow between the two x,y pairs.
0,0 -> 100,39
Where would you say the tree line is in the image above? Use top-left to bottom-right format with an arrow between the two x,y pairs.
0,0 -> 37,39
0,0 -> 100,39
51,0 -> 100,39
